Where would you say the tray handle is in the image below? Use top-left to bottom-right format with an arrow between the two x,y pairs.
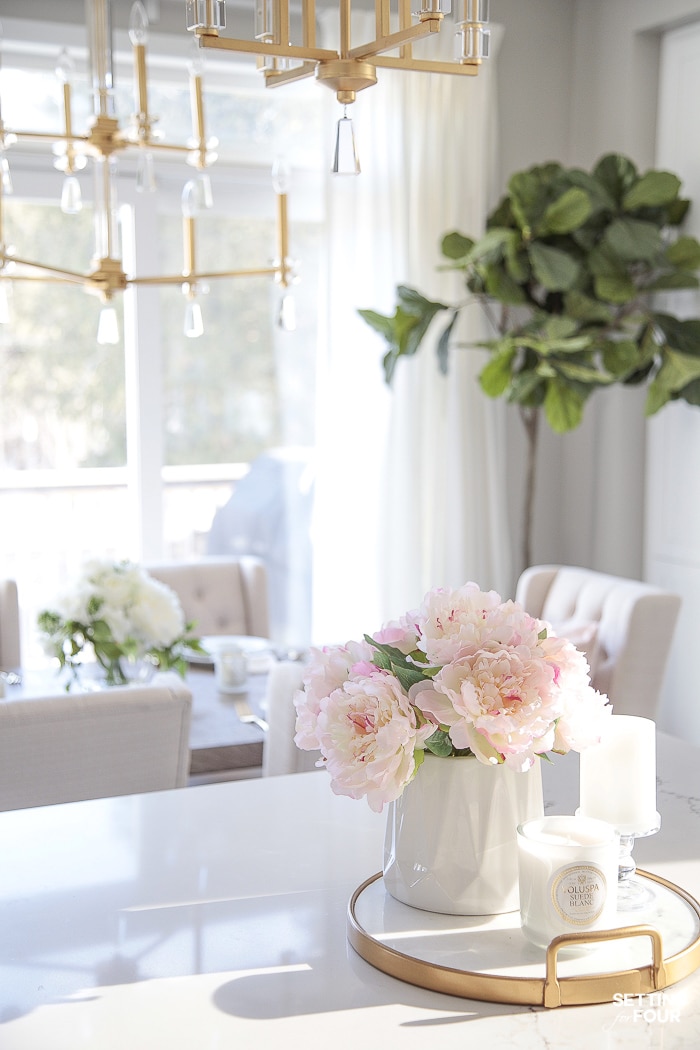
543,924 -> 666,1009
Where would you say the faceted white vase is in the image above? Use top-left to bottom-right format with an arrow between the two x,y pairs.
383,753 -> 544,915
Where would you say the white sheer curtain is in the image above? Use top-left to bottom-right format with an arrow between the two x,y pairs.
312,16 -> 510,645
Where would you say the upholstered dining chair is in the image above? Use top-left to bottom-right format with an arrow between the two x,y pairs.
262,660 -> 321,777
515,564 -> 681,720
0,578 -> 21,669
146,555 -> 270,640
0,677 -> 192,812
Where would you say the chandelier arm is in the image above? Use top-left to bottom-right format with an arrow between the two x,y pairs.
371,56 -> 481,74
0,257 -> 97,287
263,63 -> 317,88
348,17 -> 441,61
195,35 -> 336,62
127,266 -> 283,286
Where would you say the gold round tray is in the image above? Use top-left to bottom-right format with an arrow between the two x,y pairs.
347,870 -> 700,1007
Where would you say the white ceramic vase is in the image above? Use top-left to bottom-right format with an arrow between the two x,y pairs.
383,753 -> 544,915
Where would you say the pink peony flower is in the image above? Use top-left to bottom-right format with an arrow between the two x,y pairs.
313,673 -> 433,813
293,639 -> 373,750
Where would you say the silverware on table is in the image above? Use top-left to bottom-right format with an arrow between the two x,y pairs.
231,696 -> 269,732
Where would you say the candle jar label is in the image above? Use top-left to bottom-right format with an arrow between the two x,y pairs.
550,864 -> 607,926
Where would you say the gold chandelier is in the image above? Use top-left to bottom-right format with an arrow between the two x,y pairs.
0,0 -> 296,343
187,0 -> 491,173
0,0 -> 490,342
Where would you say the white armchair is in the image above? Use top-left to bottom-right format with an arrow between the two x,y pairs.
147,556 -> 270,640
262,661 -> 320,777
0,578 -> 21,669
516,564 -> 681,720
0,678 -> 192,811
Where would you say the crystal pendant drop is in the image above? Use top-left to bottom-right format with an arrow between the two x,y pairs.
136,152 -> 156,193
332,107 -> 360,176
61,175 -> 83,215
97,304 -> 119,345
278,293 -> 296,331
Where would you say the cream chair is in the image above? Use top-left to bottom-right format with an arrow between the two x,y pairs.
0,578 -> 21,669
262,660 -> 321,776
147,556 -> 270,639
0,677 -> 192,811
516,564 -> 681,720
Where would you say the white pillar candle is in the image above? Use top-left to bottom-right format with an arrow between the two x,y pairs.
578,715 -> 660,835
517,815 -> 619,949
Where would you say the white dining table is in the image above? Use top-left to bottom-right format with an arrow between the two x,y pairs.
1,732 -> 700,1049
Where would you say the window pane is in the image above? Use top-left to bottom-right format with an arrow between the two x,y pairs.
158,209 -> 319,466
0,200 -> 126,470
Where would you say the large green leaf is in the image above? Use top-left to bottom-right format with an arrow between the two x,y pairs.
529,242 -> 581,290
602,339 -> 642,377
593,274 -> 637,304
645,348 -> 700,415
441,231 -> 474,261
593,154 -> 639,204
541,187 -> 592,234
622,171 -> 681,211
652,314 -> 700,356
602,218 -> 664,261
508,170 -> 551,233
484,265 -> 528,304
553,360 -> 612,385
564,290 -> 614,324
544,378 -> 585,432
645,272 -> 700,292
480,346 -> 516,396
588,243 -> 626,277
664,235 -> 700,270
466,227 -> 514,265
565,168 -> 618,214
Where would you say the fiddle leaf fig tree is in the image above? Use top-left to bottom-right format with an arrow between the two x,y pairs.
359,153 -> 700,568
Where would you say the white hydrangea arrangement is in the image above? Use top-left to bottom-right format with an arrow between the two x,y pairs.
38,558 -> 203,687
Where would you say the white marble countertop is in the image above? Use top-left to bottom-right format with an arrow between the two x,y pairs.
0,732 -> 699,1048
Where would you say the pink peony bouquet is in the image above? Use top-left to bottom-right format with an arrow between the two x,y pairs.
294,582 -> 611,812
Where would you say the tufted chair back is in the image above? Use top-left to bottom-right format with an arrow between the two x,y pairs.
516,564 -> 681,720
146,556 -> 270,640
0,676 -> 192,811
0,579 -> 21,669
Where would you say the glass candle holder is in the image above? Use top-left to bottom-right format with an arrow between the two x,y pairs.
214,645 -> 248,694
517,815 -> 619,950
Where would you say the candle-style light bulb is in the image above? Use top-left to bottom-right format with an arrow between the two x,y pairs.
181,179 -> 198,219
129,1 -> 149,46
188,33 -> 205,79
195,171 -> 213,210
184,298 -> 204,338
272,156 -> 291,195
60,174 -> 82,214
278,292 -> 296,331
136,152 -> 156,193
0,154 -> 12,195
55,48 -> 76,85
0,282 -> 10,325
97,302 -> 119,345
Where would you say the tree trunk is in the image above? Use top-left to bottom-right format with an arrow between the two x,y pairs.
519,406 -> 540,571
